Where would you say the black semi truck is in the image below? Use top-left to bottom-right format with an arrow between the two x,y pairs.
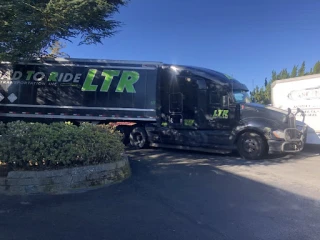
0,58 -> 307,159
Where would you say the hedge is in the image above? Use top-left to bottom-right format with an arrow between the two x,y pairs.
0,121 -> 124,170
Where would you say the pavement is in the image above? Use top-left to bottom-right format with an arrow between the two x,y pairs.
1,148 -> 320,240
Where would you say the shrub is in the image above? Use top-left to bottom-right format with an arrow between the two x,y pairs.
0,121 -> 124,170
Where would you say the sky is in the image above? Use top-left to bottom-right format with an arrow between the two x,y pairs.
64,0 -> 320,91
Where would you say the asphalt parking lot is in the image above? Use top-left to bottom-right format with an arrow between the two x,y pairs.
1,147 -> 320,240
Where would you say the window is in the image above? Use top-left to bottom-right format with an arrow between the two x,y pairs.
196,78 -> 207,90
210,91 -> 221,105
233,90 -> 251,103
208,82 -> 229,106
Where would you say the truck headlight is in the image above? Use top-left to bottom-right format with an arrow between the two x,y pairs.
272,130 -> 285,139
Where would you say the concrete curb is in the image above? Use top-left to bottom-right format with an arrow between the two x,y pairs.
0,155 -> 131,195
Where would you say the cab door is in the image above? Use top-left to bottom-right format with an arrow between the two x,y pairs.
204,82 -> 237,146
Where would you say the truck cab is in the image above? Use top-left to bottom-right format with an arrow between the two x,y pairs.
145,64 -> 307,159
231,85 -> 307,159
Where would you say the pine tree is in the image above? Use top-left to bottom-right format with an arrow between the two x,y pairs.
313,61 -> 320,74
271,71 -> 277,81
277,71 -> 281,80
290,65 -> 298,78
264,82 -> 271,104
280,68 -> 289,79
298,61 -> 306,76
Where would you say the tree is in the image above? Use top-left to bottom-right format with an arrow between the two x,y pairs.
290,65 -> 298,78
250,85 -> 270,105
278,68 -> 289,79
0,0 -> 127,61
251,86 -> 261,103
313,61 -> 320,74
251,60 -> 320,105
264,82 -> 271,104
298,61 -> 306,76
46,41 -> 70,58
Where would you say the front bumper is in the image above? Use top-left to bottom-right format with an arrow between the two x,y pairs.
268,126 -> 308,153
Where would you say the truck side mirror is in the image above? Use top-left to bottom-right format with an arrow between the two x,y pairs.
222,95 -> 229,108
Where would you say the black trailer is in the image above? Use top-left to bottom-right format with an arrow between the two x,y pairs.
0,58 -> 307,159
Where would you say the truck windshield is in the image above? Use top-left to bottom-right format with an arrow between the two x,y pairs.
233,90 -> 251,103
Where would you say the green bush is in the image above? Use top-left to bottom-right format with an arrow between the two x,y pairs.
0,121 -> 124,170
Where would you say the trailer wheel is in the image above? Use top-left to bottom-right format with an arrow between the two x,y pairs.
237,132 -> 267,160
129,127 -> 148,149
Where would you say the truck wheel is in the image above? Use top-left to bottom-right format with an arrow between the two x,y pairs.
237,132 -> 267,160
129,127 -> 148,149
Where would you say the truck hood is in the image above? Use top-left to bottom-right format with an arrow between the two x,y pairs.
241,103 -> 289,125
243,103 -> 288,114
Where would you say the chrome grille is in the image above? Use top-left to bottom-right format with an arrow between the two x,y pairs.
284,129 -> 301,141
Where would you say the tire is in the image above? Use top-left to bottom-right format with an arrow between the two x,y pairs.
237,132 -> 267,160
129,127 -> 148,149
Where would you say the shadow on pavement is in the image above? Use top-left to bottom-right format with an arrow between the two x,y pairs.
1,149 -> 320,240
126,146 -> 319,168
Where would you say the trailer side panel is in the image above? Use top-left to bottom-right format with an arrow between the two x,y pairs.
271,74 -> 320,144
0,60 -> 158,122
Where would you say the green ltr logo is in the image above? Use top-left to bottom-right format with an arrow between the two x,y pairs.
213,109 -> 229,119
81,69 -> 140,93
0,68 -> 140,93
